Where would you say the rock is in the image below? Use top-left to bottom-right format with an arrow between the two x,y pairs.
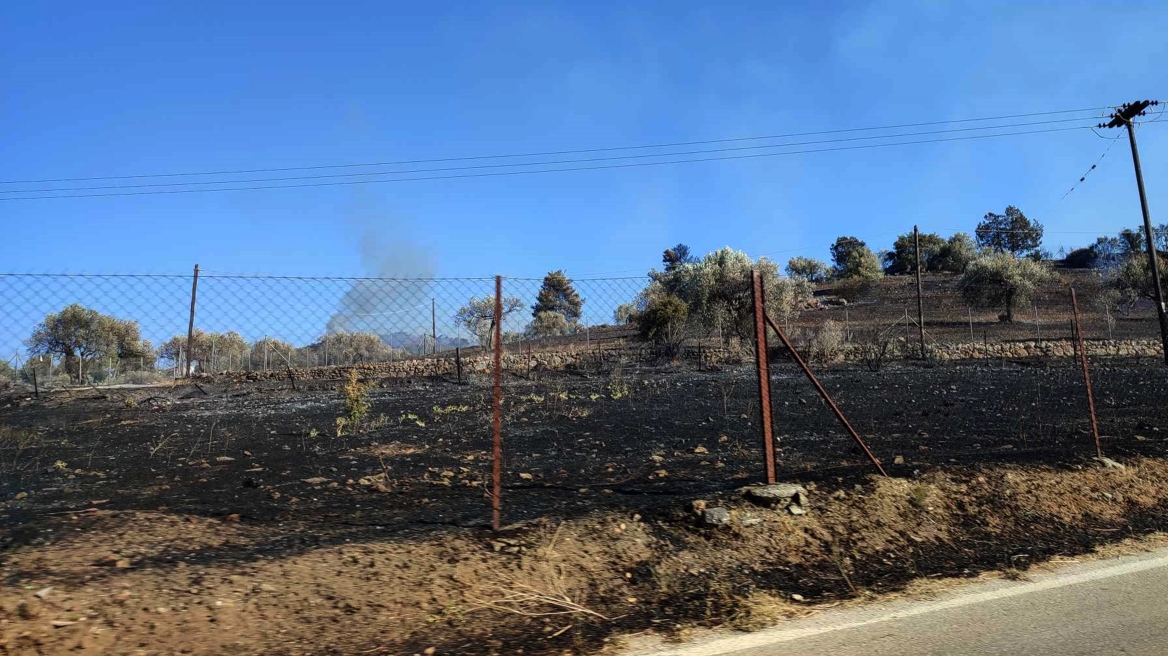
702,507 -> 731,527
739,514 -> 763,527
693,446 -> 709,454
743,483 -> 807,507
832,490 -> 847,500
787,504 -> 807,516
215,456 -> 235,462
650,455 -> 665,463
302,477 -> 329,485
691,499 -> 708,514
34,587 -> 52,600
790,593 -> 805,602
1095,457 -> 1126,470
893,455 -> 905,465
226,513 -> 241,522
256,583 -> 278,593
424,648 -> 437,656
13,491 -> 28,500
115,559 -> 132,568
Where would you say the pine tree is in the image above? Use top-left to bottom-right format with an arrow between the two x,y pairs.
532,270 -> 584,324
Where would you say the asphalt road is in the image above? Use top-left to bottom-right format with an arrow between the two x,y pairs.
632,546 -> 1168,656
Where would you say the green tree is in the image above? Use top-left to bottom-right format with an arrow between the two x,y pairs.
975,206 -> 1043,256
613,302 -> 638,325
527,311 -> 571,338
645,247 -> 813,341
662,243 -> 697,272
883,231 -> 947,274
250,337 -> 297,368
829,236 -> 867,274
636,294 -> 689,346
304,331 -> 402,365
158,330 -> 247,371
785,256 -> 830,282
934,232 -> 978,273
531,270 -> 583,324
26,304 -> 150,382
1109,253 -> 1168,309
455,295 -> 522,347
960,253 -> 1056,322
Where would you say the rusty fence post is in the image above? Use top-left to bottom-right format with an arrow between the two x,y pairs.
1070,286 -> 1102,458
186,264 -> 200,377
751,270 -> 777,484
762,312 -> 887,477
492,275 -> 505,530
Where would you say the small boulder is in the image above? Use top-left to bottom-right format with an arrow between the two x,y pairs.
702,507 -> 731,527
787,504 -> 807,516
743,483 -> 807,507
893,455 -> 905,465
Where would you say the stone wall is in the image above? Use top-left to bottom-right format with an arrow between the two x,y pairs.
836,338 -> 1163,362
210,338 -> 1162,384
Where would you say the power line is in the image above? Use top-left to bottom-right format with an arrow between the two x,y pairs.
0,117 -> 1099,195
1059,133 -> 1123,201
0,125 -> 1099,201
0,105 -> 1111,186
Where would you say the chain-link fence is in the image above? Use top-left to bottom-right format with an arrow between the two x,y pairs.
2,267 -> 1167,529
0,267 -> 1163,391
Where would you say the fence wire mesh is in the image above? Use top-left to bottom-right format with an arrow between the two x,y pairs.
2,268 -> 1166,527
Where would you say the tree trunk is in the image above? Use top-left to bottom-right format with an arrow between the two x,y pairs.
1004,295 -> 1015,323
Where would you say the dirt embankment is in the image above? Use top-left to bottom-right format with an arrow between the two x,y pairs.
3,457 -> 1168,655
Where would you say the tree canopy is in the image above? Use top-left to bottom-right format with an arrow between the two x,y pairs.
26,304 -> 152,381
662,243 -> 697,272
829,236 -> 868,274
960,253 -> 1056,322
531,270 -> 583,324
455,295 -> 522,347
785,256 -> 830,282
883,231 -> 947,274
975,206 -> 1043,257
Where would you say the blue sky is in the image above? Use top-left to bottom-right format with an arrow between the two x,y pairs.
3,0 -> 1167,282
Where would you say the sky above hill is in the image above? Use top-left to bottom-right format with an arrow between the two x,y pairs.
4,0 -> 1168,280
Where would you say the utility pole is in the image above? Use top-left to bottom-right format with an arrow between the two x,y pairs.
431,298 -> 437,355
914,225 -> 926,360
1099,100 -> 1168,365
186,264 -> 200,377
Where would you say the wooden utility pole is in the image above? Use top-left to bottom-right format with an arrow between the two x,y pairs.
186,264 -> 200,377
914,225 -> 926,360
1099,101 -> 1168,365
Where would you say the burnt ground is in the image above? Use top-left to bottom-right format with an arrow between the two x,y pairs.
2,357 -> 1168,655
3,357 -> 1167,532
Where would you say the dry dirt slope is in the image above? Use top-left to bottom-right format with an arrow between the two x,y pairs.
4,457 -> 1168,655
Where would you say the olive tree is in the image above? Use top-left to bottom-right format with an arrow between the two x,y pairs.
26,304 -> 151,382
960,253 -> 1056,322
644,247 -> 813,342
455,295 -> 522,347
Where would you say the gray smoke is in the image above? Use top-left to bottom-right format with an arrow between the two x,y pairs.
326,229 -> 436,341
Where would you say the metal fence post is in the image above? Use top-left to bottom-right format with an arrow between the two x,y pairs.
1070,287 -> 1102,458
492,275 -> 504,530
762,311 -> 887,477
186,264 -> 199,377
751,270 -> 777,484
